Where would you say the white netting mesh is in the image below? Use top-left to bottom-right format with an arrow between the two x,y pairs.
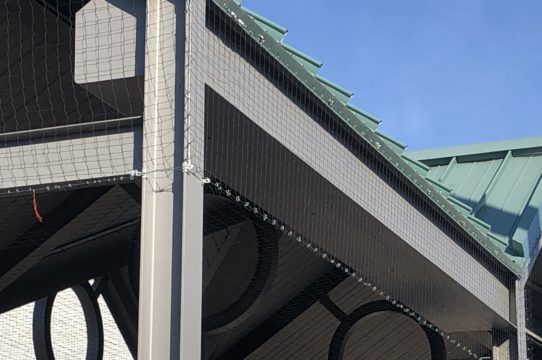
0,0 -> 522,358
0,1 -> 141,355
0,0 -> 142,195
0,288 -> 132,359
189,0 -> 517,358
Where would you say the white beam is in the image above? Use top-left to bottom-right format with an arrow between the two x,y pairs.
0,131 -> 137,191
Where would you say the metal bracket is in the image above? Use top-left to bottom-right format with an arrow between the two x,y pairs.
182,160 -> 195,173
129,169 -> 147,179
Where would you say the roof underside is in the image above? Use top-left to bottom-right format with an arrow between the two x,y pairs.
231,0 -> 537,272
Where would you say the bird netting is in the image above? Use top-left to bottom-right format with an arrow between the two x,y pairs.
0,2 -> 143,356
0,0 -> 142,195
0,0 -> 523,359
188,0 -> 519,358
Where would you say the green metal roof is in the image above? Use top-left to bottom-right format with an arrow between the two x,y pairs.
217,0 -> 521,274
410,136 -> 542,161
409,137 -> 542,267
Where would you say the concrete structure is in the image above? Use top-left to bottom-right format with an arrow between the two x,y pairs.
0,0 -> 540,359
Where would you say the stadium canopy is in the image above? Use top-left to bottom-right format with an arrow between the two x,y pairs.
1,0 -> 541,359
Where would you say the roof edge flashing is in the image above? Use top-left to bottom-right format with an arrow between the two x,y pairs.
315,75 -> 353,98
241,7 -> 288,35
346,104 -> 382,125
375,130 -> 407,152
280,43 -> 322,68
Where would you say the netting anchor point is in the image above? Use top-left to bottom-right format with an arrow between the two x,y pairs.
129,169 -> 147,179
182,161 -> 195,173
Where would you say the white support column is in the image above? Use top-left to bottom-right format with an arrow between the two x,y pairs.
493,339 -> 510,360
138,0 -> 203,359
179,174 -> 204,359
516,278 -> 528,359
493,279 -> 526,360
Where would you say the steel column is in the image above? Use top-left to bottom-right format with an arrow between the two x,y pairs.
138,0 -> 203,359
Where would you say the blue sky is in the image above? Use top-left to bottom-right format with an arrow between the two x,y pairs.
243,0 -> 542,150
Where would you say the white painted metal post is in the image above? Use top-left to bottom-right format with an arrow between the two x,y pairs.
493,279 -> 526,360
516,278 -> 528,359
138,0 -> 203,359
492,339 -> 510,360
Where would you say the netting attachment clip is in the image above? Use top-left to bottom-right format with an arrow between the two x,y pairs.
129,169 -> 147,179
182,161 -> 195,173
